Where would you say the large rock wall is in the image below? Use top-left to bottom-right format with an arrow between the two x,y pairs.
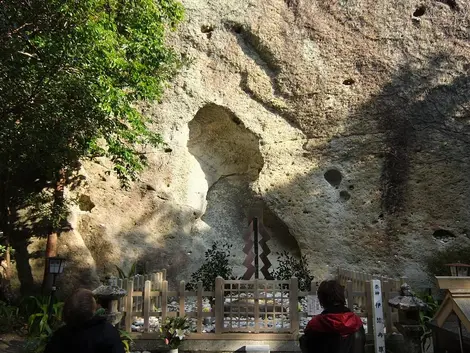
27,0 -> 470,292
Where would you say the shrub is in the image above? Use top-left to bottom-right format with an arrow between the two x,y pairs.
426,243 -> 470,276
270,251 -> 314,291
22,296 -> 64,353
0,300 -> 24,333
118,329 -> 133,353
416,292 -> 439,352
115,262 -> 137,279
186,242 -> 233,291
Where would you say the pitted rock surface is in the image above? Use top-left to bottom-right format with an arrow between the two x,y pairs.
24,0 -> 470,293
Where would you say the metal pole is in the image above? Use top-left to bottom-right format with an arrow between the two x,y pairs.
254,217 -> 259,279
458,317 -> 464,353
47,274 -> 57,325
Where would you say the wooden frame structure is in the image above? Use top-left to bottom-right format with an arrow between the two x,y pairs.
433,277 -> 470,332
116,268 -> 405,340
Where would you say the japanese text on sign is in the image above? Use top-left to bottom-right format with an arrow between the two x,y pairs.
371,279 -> 386,353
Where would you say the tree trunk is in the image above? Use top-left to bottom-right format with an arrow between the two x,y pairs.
42,168 -> 66,291
0,174 -> 13,300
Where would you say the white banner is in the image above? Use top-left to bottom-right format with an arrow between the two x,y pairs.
371,280 -> 386,353
307,295 -> 322,316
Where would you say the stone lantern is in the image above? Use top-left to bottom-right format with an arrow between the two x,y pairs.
388,283 -> 427,324
388,283 -> 427,353
93,277 -> 127,326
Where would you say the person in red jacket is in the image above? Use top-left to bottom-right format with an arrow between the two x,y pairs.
300,280 -> 365,353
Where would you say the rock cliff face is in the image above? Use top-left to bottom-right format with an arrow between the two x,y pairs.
32,0 -> 470,292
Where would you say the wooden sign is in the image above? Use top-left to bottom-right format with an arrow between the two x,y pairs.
371,280 -> 386,353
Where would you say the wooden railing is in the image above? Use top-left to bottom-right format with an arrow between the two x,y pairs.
336,268 -> 407,334
118,274 -> 307,339
116,268 -> 407,339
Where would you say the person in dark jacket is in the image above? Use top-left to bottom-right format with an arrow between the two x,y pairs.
300,280 -> 365,353
45,288 -> 125,353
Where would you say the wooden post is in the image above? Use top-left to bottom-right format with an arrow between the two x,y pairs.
117,278 -> 123,312
290,277 -> 299,335
362,272 -> 368,309
365,280 -> 373,335
143,280 -> 151,332
150,273 -> 157,310
254,279 -> 260,333
197,281 -> 203,333
382,280 -> 393,334
162,269 -> 167,281
179,280 -> 186,317
310,280 -> 317,294
121,279 -> 127,317
162,280 -> 168,322
215,276 -> 224,334
347,280 -> 354,310
125,277 -> 134,332
156,272 -> 162,310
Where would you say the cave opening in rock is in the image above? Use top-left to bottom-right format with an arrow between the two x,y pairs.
432,229 -> 455,242
187,104 -> 301,276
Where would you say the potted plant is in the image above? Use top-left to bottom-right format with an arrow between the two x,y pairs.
160,316 -> 190,353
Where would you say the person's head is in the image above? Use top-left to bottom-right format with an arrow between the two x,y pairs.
63,288 -> 97,326
317,280 -> 346,309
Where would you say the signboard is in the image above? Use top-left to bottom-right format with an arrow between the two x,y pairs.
371,280 -> 386,353
307,295 -> 322,316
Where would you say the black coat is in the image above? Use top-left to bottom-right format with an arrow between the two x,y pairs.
45,317 -> 125,353
300,306 -> 366,353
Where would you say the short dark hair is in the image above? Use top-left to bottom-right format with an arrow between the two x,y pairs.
317,280 -> 346,308
63,288 -> 96,326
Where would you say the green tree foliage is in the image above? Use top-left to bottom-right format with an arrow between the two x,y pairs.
426,243 -> 470,276
186,242 -> 233,291
0,0 -> 184,273
270,251 -> 314,291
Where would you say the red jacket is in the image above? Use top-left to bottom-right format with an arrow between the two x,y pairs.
306,311 -> 363,336
301,306 -> 365,353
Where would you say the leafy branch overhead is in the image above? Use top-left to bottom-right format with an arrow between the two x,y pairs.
0,0 -> 185,188
0,0 -> 185,274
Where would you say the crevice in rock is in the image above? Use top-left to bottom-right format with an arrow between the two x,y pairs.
436,0 -> 459,11
339,190 -> 351,202
78,194 -> 95,212
200,24 -> 214,39
324,169 -> 342,187
413,5 -> 426,17
187,104 -> 301,275
232,22 -> 281,77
